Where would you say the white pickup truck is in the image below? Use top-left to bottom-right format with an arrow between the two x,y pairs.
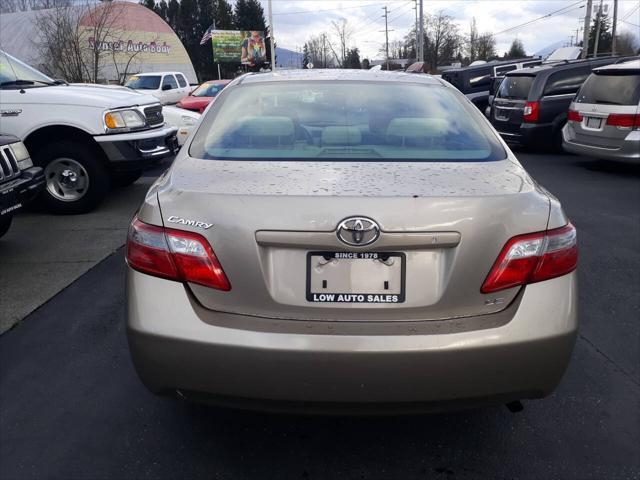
124,72 -> 193,105
0,50 -> 178,213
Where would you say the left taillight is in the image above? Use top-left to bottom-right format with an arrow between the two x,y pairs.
481,224 -> 577,294
126,217 -> 231,291
523,101 -> 540,123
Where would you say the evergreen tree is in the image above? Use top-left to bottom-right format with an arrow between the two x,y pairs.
506,39 -> 526,59
587,13 -> 612,56
344,48 -> 361,69
234,0 -> 266,30
361,58 -> 370,69
302,43 -> 310,69
141,0 -> 156,12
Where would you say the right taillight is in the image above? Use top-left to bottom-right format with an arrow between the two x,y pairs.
481,224 -> 577,294
606,113 -> 640,130
567,109 -> 583,122
126,217 -> 231,291
523,101 -> 540,123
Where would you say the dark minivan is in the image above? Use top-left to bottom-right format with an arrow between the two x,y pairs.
441,58 -> 542,111
490,56 -> 638,149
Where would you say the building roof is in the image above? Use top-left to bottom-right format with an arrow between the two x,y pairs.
0,2 -> 197,83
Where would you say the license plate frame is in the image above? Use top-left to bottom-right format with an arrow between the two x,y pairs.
586,116 -> 602,129
306,251 -> 406,304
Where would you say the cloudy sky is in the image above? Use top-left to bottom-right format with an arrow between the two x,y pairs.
258,0 -> 640,59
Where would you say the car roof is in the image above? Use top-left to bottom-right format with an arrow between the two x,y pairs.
135,72 -> 182,76
442,58 -> 536,74
237,69 -> 443,85
594,59 -> 640,72
507,56 -> 640,77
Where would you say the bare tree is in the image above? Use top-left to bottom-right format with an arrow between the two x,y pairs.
425,12 -> 460,70
33,1 -> 152,83
330,19 -> 353,67
467,17 -> 478,62
476,34 -> 496,60
0,0 -> 18,13
304,33 -> 333,68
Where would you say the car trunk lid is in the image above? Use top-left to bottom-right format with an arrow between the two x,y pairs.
156,157 -> 551,322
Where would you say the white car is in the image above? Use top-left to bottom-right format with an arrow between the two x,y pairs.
0,50 -> 178,213
125,72 -> 192,105
162,106 -> 200,146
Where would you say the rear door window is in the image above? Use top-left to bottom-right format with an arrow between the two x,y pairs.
176,74 -> 188,88
543,68 -> 590,96
576,73 -> 640,105
497,75 -> 534,100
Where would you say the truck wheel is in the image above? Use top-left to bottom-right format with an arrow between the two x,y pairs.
0,215 -> 12,238
112,170 -> 143,187
34,141 -> 110,214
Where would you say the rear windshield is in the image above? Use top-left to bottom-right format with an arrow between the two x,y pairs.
189,81 -> 505,162
125,75 -> 161,90
497,75 -> 534,100
575,73 -> 640,106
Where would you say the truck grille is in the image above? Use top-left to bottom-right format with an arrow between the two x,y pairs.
0,146 -> 20,183
144,105 -> 164,127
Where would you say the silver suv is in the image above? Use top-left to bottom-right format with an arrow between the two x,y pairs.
562,60 -> 640,161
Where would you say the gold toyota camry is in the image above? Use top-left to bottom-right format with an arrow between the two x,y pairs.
125,70 -> 578,413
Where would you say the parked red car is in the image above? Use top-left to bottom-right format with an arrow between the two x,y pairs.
176,80 -> 231,113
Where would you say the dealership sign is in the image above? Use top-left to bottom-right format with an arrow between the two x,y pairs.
211,30 -> 266,65
88,38 -> 172,54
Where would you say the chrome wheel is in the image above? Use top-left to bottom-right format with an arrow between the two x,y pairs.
44,158 -> 90,202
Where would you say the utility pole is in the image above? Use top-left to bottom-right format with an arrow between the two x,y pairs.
383,6 -> 389,70
418,0 -> 424,62
322,33 -> 326,68
581,0 -> 593,58
575,29 -> 580,46
593,0 -> 603,58
414,0 -> 419,61
611,0 -> 618,55
267,0 -> 276,70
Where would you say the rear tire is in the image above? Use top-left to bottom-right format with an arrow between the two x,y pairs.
112,170 -> 143,187
33,141 -> 110,214
0,215 -> 12,238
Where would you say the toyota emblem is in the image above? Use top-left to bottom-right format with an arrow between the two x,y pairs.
336,217 -> 380,246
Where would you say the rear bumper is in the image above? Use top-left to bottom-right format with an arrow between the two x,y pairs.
94,125 -> 179,173
562,126 -> 640,161
494,123 -> 555,147
126,269 -> 578,411
0,167 -> 45,217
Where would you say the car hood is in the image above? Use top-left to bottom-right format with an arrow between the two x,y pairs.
24,84 -> 159,108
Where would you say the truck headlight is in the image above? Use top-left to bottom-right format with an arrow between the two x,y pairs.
9,142 -> 33,169
104,109 -> 146,131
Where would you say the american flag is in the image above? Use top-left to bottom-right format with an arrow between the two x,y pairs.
200,24 -> 215,45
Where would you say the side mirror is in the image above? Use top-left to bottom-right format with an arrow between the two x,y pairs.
162,84 -> 173,91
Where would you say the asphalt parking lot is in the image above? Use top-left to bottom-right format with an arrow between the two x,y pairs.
1,152 -> 638,479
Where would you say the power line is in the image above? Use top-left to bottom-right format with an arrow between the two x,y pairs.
273,2 -> 389,16
621,3 -> 639,21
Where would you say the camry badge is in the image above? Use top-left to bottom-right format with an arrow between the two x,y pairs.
336,216 -> 380,246
167,216 -> 213,230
